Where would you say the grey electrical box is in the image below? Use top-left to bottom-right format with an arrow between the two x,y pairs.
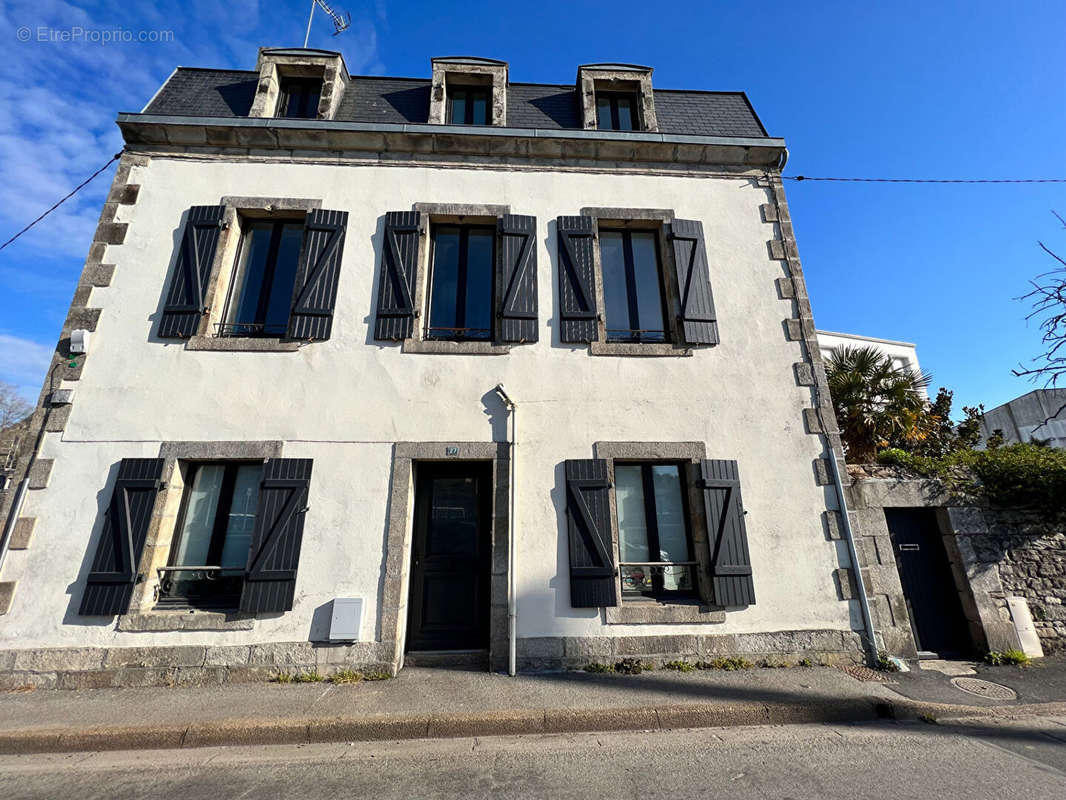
70,329 -> 91,354
50,389 -> 75,406
328,597 -> 364,641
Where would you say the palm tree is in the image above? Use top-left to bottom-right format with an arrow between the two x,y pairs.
824,346 -> 932,463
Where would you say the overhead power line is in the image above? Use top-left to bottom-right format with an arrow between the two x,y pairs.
1,152 -> 1064,254
785,176 -> 1066,184
0,153 -> 121,252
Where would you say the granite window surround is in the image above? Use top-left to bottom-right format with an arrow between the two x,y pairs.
121,440 -> 284,631
397,203 -> 514,355
579,208 -> 692,357
248,48 -> 350,121
592,441 -> 725,624
178,196 -> 322,352
577,65 -> 658,133
428,57 -> 509,127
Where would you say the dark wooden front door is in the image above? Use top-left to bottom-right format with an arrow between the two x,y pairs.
406,462 -> 492,652
884,508 -> 970,657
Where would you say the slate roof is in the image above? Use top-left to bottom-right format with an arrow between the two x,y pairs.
142,68 -> 769,138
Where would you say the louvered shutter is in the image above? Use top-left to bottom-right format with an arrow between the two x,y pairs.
287,209 -> 348,341
564,459 -> 617,607
495,214 -> 538,343
556,216 -> 598,343
669,219 -> 719,345
159,206 -> 225,338
239,458 -> 313,614
699,459 -> 755,606
79,458 -> 164,616
374,211 -> 422,340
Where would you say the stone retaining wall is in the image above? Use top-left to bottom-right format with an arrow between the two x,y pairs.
0,629 -> 863,690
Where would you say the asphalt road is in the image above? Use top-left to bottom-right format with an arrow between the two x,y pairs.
0,717 -> 1064,800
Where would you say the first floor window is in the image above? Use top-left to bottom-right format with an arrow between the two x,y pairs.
426,224 -> 495,340
616,462 -> 695,599
596,92 -> 637,131
159,462 -> 262,609
277,77 -> 322,119
224,218 -> 304,337
448,86 -> 490,125
600,228 -> 669,342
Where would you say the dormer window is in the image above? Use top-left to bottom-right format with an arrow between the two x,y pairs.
429,57 -> 508,127
277,77 -> 322,119
577,64 -> 658,133
448,86 -> 491,126
595,91 -> 638,131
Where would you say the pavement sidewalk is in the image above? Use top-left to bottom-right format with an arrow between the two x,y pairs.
1,661 -> 1064,754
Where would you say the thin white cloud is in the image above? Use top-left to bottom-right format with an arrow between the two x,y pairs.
0,333 -> 53,401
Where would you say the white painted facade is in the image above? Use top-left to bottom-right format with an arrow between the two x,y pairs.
0,54 -> 861,674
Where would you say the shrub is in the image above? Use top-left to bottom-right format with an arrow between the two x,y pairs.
662,659 -> 696,672
292,670 -> 324,683
876,443 -> 1066,515
583,662 -> 614,673
876,651 -> 900,672
614,658 -> 648,674
985,649 -> 1030,666
362,671 -> 391,681
274,672 -> 294,683
330,668 -> 363,684
698,657 -> 753,671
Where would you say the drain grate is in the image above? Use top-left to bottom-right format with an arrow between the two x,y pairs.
840,665 -> 896,683
950,677 -> 1017,700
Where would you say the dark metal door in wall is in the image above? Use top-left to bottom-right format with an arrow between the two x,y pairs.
406,462 -> 492,652
884,508 -> 970,657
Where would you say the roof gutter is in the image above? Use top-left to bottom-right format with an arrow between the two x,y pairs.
115,113 -> 787,168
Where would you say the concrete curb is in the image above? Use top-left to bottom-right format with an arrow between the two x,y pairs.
1,698 -> 1063,755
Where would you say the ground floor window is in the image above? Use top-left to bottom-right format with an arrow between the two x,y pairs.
616,462 -> 696,599
157,462 -> 261,609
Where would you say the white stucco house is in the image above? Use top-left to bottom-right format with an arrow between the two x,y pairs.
816,330 -> 922,378
0,49 -> 870,687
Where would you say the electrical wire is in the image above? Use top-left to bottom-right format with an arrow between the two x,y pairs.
0,152 -> 122,252
785,176 -> 1066,183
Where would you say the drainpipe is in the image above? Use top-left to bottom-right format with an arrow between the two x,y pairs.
493,384 -> 517,677
826,450 -> 881,666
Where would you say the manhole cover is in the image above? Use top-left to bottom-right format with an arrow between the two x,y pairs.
839,665 -> 895,683
950,677 -> 1017,700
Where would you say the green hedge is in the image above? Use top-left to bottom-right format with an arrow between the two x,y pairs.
877,444 -> 1066,514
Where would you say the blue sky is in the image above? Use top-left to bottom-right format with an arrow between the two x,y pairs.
0,0 -> 1063,413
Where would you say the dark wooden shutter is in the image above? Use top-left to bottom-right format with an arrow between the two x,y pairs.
495,214 -> 538,343
79,458 -> 164,616
159,205 -> 225,338
374,211 -> 422,340
669,219 -> 719,345
239,458 -> 313,614
557,216 -> 598,343
699,459 -> 755,606
287,209 -> 348,341
564,459 -> 617,607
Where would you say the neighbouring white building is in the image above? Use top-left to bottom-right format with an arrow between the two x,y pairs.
0,49 -> 869,687
816,330 -> 922,377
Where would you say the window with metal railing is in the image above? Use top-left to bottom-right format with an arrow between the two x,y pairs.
425,224 -> 495,341
159,462 -> 262,610
221,218 -> 305,339
615,462 -> 696,599
599,229 -> 669,343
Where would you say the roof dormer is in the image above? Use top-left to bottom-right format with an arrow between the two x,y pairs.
429,57 -> 508,127
577,63 -> 657,132
249,48 -> 350,120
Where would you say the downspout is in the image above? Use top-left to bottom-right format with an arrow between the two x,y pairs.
826,448 -> 880,666
493,384 -> 517,677
765,170 -> 878,666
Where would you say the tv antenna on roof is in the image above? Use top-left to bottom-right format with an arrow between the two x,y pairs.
303,0 -> 351,47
